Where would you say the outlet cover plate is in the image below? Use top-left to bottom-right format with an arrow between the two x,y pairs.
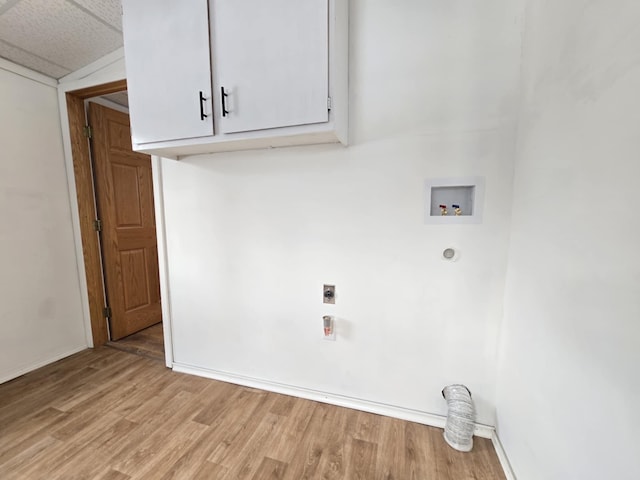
323,284 -> 335,304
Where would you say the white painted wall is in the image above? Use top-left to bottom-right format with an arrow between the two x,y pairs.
161,0 -> 524,425
0,63 -> 87,383
496,1 -> 640,478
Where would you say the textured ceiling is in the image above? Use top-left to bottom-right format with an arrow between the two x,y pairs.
0,0 -> 123,79
101,91 -> 128,107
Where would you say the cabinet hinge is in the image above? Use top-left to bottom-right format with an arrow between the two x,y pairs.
83,125 -> 92,139
327,97 -> 332,111
93,219 -> 102,232
103,306 -> 112,319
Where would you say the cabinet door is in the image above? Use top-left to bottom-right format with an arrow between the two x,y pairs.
212,0 -> 329,134
122,0 -> 213,144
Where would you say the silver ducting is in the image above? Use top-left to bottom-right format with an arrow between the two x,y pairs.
442,384 -> 475,452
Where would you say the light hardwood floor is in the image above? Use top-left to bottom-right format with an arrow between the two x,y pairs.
0,347 -> 506,479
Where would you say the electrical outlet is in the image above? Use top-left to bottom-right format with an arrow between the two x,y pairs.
323,284 -> 335,304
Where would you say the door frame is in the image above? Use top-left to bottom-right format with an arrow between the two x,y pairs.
57,61 -> 173,367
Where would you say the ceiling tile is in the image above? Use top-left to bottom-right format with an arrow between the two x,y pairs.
68,0 -> 122,32
0,39 -> 70,78
0,0 -> 123,76
0,0 -> 18,11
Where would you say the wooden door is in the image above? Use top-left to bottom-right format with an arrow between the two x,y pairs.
122,0 -> 213,144
88,103 -> 162,340
212,0 -> 329,133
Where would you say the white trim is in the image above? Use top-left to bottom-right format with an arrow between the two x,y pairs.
58,69 -> 124,95
0,57 -> 57,88
58,51 -> 124,348
172,362 -> 496,439
57,55 -> 128,347
0,345 -> 87,385
56,51 -> 126,348
58,84 -> 96,347
492,431 -> 517,480
151,157 -> 174,368
58,48 -> 125,84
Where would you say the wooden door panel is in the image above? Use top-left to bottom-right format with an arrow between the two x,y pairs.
111,163 -> 143,226
107,116 -> 134,151
89,102 -> 162,340
136,160 -> 156,228
120,248 -> 150,310
117,229 -> 158,249
123,303 -> 162,338
109,155 -> 156,227
119,245 -> 161,309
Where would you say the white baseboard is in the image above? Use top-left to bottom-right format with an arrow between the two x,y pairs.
0,345 -> 87,385
492,431 -> 517,480
172,362 -> 495,439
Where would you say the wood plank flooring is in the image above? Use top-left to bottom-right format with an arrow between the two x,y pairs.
107,323 -> 164,362
0,347 -> 506,479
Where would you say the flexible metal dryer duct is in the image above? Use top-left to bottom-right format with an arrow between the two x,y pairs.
442,384 -> 475,452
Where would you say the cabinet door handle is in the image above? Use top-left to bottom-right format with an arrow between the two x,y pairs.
221,86 -> 229,117
199,91 -> 208,120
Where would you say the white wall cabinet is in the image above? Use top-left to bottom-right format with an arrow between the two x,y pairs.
122,0 -> 214,144
122,0 -> 348,158
212,0 -> 329,134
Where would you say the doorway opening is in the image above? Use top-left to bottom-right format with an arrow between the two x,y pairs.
66,80 -> 164,362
